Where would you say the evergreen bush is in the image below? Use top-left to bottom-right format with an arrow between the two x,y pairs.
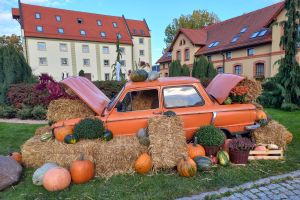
31,105 -> 47,120
74,118 -> 104,139
17,106 -> 33,119
195,125 -> 225,146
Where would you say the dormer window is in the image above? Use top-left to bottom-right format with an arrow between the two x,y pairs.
77,18 -> 83,24
35,12 -> 41,19
58,28 -> 64,34
250,31 -> 259,38
258,29 -> 268,37
208,41 -> 220,48
231,35 -> 240,43
80,30 -> 86,36
97,20 -> 102,26
140,30 -> 145,35
240,26 -> 248,33
116,33 -> 122,39
36,26 -> 43,32
56,15 -> 61,22
100,32 -> 106,38
133,29 -> 137,34
112,22 -> 118,28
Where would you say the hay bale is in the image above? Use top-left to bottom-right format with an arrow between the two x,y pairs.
238,78 -> 262,102
35,125 -> 52,136
21,135 -> 147,178
47,99 -> 95,122
132,92 -> 157,111
148,116 -> 187,170
285,131 -> 293,144
252,120 -> 288,149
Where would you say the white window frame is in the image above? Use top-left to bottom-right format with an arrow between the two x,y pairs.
139,50 -> 144,56
58,28 -> 64,34
82,45 -> 90,53
226,52 -> 232,59
37,42 -> 46,51
112,22 -> 118,28
97,20 -> 102,26
100,32 -> 106,38
104,59 -> 110,66
59,43 -> 68,52
105,73 -> 110,81
61,58 -> 68,66
56,15 -> 61,22
80,30 -> 86,36
39,57 -> 47,66
35,12 -> 41,19
83,59 -> 90,67
247,48 -> 254,56
36,26 -> 43,32
139,38 -> 144,44
103,46 -> 109,54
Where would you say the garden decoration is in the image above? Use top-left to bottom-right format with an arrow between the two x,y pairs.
187,137 -> 206,159
0,155 -> 22,191
193,156 -> 212,172
9,152 -> 22,164
54,125 -> 74,142
135,153 -> 153,174
229,138 -> 255,164
217,151 -> 230,166
43,167 -> 71,191
177,155 -> 197,177
70,154 -> 95,184
130,69 -> 148,82
32,163 -> 58,186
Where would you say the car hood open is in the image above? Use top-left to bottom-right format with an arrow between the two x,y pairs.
206,74 -> 245,104
61,76 -> 110,115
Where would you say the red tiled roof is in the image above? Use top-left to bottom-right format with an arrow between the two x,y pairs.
126,19 -> 151,37
12,3 -> 150,45
195,2 -> 284,55
156,51 -> 172,64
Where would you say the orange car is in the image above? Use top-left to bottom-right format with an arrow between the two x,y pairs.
53,74 -> 260,140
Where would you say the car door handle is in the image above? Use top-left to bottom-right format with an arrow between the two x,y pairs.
153,111 -> 162,115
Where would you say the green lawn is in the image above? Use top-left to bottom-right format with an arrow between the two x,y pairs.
0,109 -> 299,200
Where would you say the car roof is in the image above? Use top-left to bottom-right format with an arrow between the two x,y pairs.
125,77 -> 200,89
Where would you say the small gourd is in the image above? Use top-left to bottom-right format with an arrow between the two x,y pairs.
64,134 -> 78,144
102,130 -> 113,141
187,137 -> 205,159
177,155 -> 197,177
70,154 -> 95,184
135,153 -> 153,174
32,163 -> 58,185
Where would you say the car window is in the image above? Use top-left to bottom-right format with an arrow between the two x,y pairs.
117,89 -> 159,112
163,86 -> 204,108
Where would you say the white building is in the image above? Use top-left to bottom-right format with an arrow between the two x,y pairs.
12,3 -> 152,81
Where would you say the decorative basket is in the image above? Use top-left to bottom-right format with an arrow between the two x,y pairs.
229,150 -> 250,164
203,145 -> 221,157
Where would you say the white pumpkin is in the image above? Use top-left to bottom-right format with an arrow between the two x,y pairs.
32,163 -> 58,185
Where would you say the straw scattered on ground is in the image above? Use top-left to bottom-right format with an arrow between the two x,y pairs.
148,116 -> 187,170
47,98 -> 95,122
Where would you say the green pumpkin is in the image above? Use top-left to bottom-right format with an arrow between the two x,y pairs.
130,70 -> 148,82
64,134 -> 78,144
193,156 -> 212,172
102,130 -> 113,141
217,151 -> 230,166
40,132 -> 53,142
163,110 -> 177,117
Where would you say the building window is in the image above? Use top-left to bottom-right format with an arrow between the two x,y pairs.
104,59 -> 110,66
56,15 -> 61,22
133,29 -> 137,34
231,36 -> 240,43
97,20 -> 102,26
80,30 -> 86,36
234,65 -> 242,75
139,50 -> 144,56
176,51 -> 181,61
100,32 -> 106,38
61,58 -> 68,66
57,28 -> 64,34
120,60 -> 126,67
184,49 -> 190,61
240,26 -> 248,33
83,59 -> 90,66
207,55 -> 212,61
35,12 -> 41,19
36,26 -> 43,32
37,42 -> 46,51
217,67 -> 224,74
112,22 -> 118,28
258,29 -> 268,37
82,45 -> 89,53
247,48 -> 254,56
208,41 -> 220,48
116,33 -> 122,39
59,43 -> 68,52
77,18 -> 83,24
140,30 -> 145,35
139,38 -> 144,44
103,46 -> 109,54
226,52 -> 232,59
105,73 -> 110,81
120,47 -> 125,54
255,63 -> 265,77
39,57 -> 47,66
250,32 -> 259,38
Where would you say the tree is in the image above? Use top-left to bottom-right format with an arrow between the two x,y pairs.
111,36 -> 124,80
164,10 -> 220,47
0,35 -> 23,52
273,0 -> 300,110
192,56 -> 217,84
181,64 -> 190,76
169,60 -> 182,77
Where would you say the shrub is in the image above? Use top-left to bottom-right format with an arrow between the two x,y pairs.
74,118 -> 104,139
31,105 -> 47,120
229,138 -> 255,152
0,105 -> 16,118
195,125 -> 225,146
17,106 -> 33,119
93,80 -> 125,98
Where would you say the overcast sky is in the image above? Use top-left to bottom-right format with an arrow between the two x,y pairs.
0,0 -> 282,64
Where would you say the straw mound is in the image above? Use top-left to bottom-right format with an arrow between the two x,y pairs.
252,120 -> 289,149
148,116 -> 187,170
132,92 -> 157,111
285,131 -> 293,144
238,78 -> 262,102
21,135 -> 147,178
47,98 -> 95,122
35,125 -> 52,136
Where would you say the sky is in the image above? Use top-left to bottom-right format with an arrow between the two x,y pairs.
0,0 -> 282,64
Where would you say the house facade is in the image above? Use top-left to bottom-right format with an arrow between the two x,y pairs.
157,2 -> 299,78
12,3 -> 152,81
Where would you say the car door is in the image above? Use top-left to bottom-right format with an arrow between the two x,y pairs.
162,85 -> 212,140
106,87 -> 162,136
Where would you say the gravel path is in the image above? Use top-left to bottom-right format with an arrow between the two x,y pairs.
0,118 -> 47,124
178,170 -> 300,200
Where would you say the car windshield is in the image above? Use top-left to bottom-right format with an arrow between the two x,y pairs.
107,87 -> 124,111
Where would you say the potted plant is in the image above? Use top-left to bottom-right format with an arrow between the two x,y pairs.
194,125 -> 225,156
229,137 -> 255,164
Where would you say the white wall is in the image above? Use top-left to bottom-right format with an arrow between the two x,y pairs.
132,36 -> 152,68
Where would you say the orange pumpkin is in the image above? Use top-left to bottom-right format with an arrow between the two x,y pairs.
187,137 -> 205,159
135,153 -> 153,174
54,125 -> 74,142
256,110 -> 267,120
9,152 -> 22,164
223,139 -> 232,153
70,154 -> 95,184
177,155 -> 197,177
43,167 -> 71,191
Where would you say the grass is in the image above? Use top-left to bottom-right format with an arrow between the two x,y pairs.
0,109 -> 299,200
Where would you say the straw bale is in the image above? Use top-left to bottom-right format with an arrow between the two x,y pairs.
148,116 -> 187,170
238,78 -> 262,102
21,135 -> 147,178
47,98 -> 95,122
285,131 -> 293,144
132,93 -> 156,111
35,125 -> 52,136
252,120 -> 288,149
